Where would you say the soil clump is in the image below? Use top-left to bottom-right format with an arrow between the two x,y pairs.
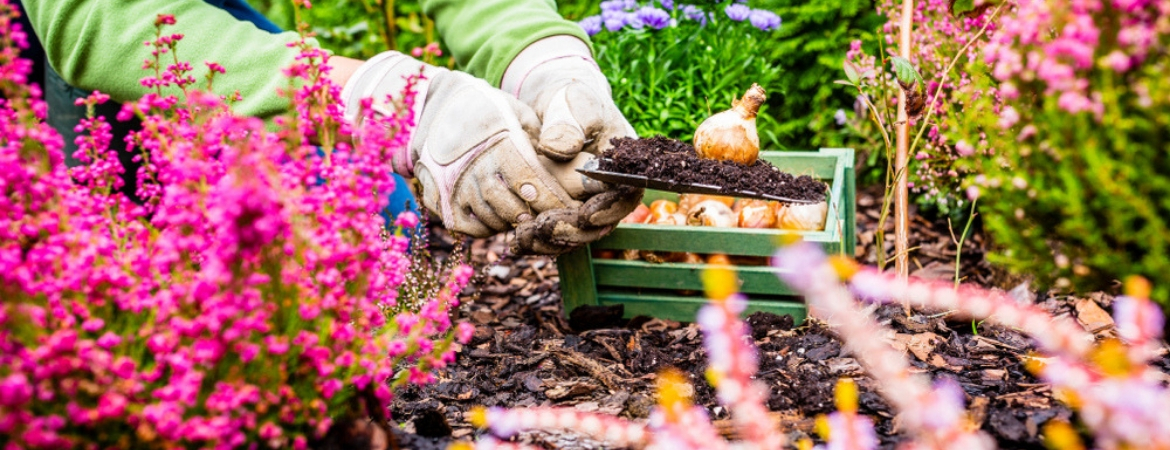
598,136 -> 827,202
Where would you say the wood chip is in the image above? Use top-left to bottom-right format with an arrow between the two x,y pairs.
1074,298 -> 1115,333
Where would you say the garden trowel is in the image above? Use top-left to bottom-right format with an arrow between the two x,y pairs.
552,155 -> 820,204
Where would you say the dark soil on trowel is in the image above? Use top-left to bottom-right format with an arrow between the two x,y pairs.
385,184 -> 1170,450
597,136 -> 828,203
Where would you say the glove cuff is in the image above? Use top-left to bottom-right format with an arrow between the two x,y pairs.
341,51 -> 444,178
501,35 -> 599,98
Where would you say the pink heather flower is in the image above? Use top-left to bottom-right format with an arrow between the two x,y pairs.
1101,50 -> 1132,72
0,374 -> 34,407
155,14 -> 176,26
966,186 -> 981,201
81,318 -> 105,332
320,378 -> 344,399
394,211 -> 420,229
997,106 -> 1019,129
96,332 -> 122,349
456,322 -> 476,344
97,393 -> 127,419
954,140 -> 975,157
822,411 -> 879,450
1113,295 -> 1164,345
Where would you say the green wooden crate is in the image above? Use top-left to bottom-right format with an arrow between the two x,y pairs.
556,148 -> 856,324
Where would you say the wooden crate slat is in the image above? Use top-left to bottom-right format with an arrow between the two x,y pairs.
556,148 -> 855,327
593,260 -> 798,295
592,226 -> 836,255
597,292 -> 808,323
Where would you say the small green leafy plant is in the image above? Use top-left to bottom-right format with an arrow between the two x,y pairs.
579,1 -> 785,147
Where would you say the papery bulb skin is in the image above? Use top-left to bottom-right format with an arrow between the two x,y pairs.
648,199 -> 680,223
775,201 -> 828,231
735,199 -> 777,229
686,200 -> 737,228
693,84 -> 765,165
679,194 -> 735,215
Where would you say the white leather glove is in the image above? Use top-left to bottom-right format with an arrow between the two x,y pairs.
341,52 -> 579,239
501,36 -> 636,161
501,36 -> 645,254
341,52 -> 638,254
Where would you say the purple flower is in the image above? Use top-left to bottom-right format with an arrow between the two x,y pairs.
601,0 -> 636,12
681,4 -> 708,25
625,12 -> 645,29
748,9 -> 781,31
636,6 -> 671,30
834,109 -> 847,125
725,3 -> 750,21
659,0 -> 674,10
602,10 -> 627,31
579,15 -> 603,36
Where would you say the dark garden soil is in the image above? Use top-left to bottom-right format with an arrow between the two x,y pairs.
380,184 -> 1170,450
597,136 -> 828,203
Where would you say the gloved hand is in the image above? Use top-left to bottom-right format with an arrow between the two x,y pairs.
501,35 -> 636,161
341,52 -> 580,239
501,36 -> 645,254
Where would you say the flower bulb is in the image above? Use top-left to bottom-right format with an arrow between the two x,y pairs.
693,84 -> 766,165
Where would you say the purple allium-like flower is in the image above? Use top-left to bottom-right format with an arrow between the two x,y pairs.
579,15 -> 603,36
636,6 -> 671,29
600,0 -> 636,12
602,10 -> 627,32
681,4 -> 708,25
659,0 -> 674,10
725,3 -> 750,21
834,109 -> 847,125
625,12 -> 645,29
748,9 -> 781,31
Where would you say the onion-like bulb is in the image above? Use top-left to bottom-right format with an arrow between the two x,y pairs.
775,201 -> 829,231
693,84 -> 766,165
647,199 -> 679,224
735,199 -> 777,229
679,194 -> 735,215
685,200 -> 737,228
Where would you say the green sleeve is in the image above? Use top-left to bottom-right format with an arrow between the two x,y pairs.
22,0 -> 305,119
421,0 -> 591,87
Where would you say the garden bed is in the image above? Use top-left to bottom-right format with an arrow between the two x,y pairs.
387,186 -> 1170,449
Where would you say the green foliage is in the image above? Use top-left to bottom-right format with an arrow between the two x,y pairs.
589,5 -> 785,147
966,56 -> 1170,305
753,0 -> 883,149
247,0 -> 443,61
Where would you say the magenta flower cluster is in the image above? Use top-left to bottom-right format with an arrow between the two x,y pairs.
984,0 -> 1169,116
0,4 -> 471,447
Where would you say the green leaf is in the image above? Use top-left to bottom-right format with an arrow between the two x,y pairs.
950,0 -> 976,16
890,56 -> 923,86
843,59 -> 860,84
833,80 -> 855,86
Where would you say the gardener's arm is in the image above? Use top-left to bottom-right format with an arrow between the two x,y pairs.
21,0 -> 362,119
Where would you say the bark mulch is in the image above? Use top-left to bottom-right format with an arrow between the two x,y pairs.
384,184 -> 1170,450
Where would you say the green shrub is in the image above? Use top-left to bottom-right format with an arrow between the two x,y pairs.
960,2 -> 1170,307
754,0 -> 882,149
582,1 -> 786,147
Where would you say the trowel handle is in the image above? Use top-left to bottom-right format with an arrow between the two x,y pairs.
540,153 -> 609,200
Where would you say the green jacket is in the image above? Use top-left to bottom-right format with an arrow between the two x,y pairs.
22,0 -> 588,119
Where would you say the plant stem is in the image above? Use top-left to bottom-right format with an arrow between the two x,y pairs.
894,0 -> 914,280
952,197 -> 978,289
